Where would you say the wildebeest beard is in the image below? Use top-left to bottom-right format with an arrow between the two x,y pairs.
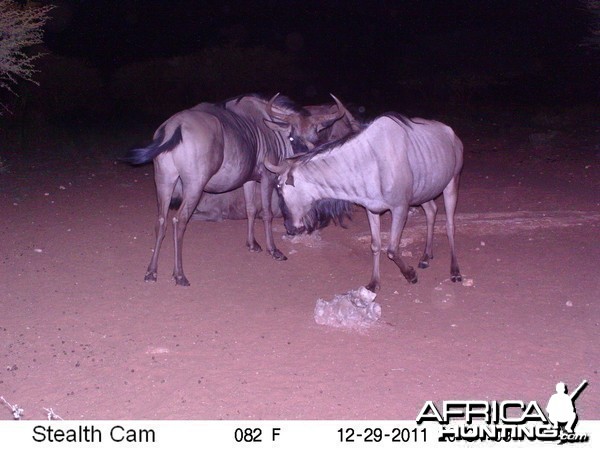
278,195 -> 353,235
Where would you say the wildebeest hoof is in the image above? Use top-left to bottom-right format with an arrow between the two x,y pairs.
144,272 -> 157,282
451,274 -> 462,283
269,249 -> 288,261
365,281 -> 380,292
403,268 -> 418,284
418,254 -> 432,269
174,275 -> 190,286
247,241 -> 263,253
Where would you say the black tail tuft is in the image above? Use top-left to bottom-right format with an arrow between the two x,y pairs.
122,126 -> 183,165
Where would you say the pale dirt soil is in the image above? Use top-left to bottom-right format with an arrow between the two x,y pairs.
1,125 -> 598,420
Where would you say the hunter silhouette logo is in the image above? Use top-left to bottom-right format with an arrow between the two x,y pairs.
416,379 -> 590,443
546,380 -> 588,435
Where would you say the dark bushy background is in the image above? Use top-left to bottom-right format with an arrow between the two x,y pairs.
1,0 -> 598,155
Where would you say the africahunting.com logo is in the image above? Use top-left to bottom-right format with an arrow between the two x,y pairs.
416,380 -> 589,444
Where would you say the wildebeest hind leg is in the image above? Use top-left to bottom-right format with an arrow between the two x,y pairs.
243,181 -> 262,252
172,184 -> 205,286
418,200 -> 438,269
387,207 -> 417,283
145,167 -> 178,282
145,216 -> 166,282
443,176 -> 462,282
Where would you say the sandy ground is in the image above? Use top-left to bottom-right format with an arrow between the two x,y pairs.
1,124 -> 598,420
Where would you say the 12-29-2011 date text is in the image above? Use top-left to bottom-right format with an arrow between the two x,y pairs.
338,427 -> 426,444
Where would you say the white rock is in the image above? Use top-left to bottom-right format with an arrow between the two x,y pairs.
462,278 -> 474,287
314,287 -> 381,329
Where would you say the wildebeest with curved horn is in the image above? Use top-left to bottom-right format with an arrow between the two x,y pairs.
266,113 -> 463,292
124,93 -> 348,286
191,100 -> 361,222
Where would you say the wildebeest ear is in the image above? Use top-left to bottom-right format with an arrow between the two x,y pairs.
264,118 -> 291,132
285,172 -> 295,187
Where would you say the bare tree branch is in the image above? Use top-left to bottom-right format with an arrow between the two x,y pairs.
0,0 -> 54,95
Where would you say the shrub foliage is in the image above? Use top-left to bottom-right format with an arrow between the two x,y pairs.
0,0 -> 54,116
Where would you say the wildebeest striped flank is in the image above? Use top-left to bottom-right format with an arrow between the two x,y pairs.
191,99 -> 361,223
123,93 -> 349,286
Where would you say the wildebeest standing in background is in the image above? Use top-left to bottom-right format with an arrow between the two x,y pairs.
266,113 -> 463,292
124,94 -> 348,286
191,99 -> 361,222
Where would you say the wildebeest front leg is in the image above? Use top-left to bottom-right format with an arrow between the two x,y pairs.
365,210 -> 382,292
261,175 -> 287,261
243,181 -> 262,252
172,216 -> 189,286
388,207 -> 417,283
418,200 -> 438,269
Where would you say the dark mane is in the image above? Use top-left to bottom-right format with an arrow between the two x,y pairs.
295,126 -> 365,163
381,112 -> 419,128
294,111 -> 420,164
303,198 -> 353,233
217,93 -> 310,116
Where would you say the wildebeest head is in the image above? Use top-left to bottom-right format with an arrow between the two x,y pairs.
264,93 -> 349,153
304,103 -> 362,145
265,158 -> 314,235
265,94 -> 356,235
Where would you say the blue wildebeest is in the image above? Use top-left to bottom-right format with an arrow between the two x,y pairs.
124,93 -> 348,286
191,100 -> 361,222
266,113 -> 463,292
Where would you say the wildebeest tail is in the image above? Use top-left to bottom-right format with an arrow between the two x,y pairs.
123,125 -> 183,165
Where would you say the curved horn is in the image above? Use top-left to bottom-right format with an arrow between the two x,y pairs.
267,93 -> 293,123
264,158 -> 288,175
329,94 -> 348,120
331,94 -> 361,132
309,94 -> 348,126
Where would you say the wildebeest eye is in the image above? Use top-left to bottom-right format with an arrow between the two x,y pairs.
289,136 -> 294,142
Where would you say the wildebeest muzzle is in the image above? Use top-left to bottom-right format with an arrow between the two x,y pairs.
286,224 -> 306,236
